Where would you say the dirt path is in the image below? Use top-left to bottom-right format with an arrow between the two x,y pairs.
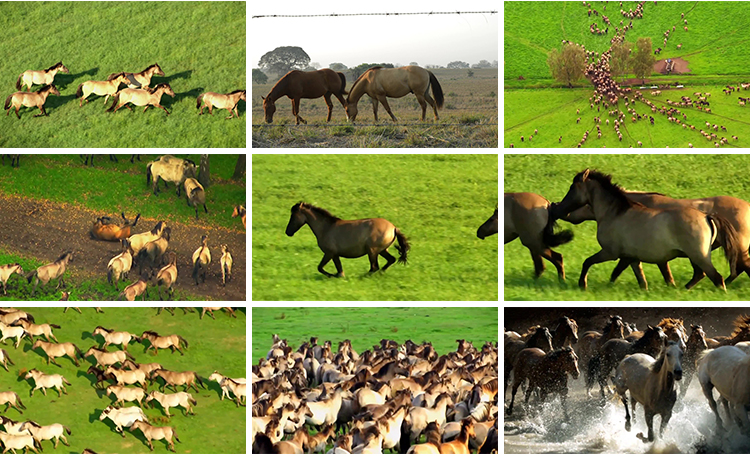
0,194 -> 246,301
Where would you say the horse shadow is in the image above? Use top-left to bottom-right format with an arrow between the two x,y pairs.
158,70 -> 193,85
206,380 -> 224,400
170,87 -> 204,106
45,93 -> 78,112
77,369 -> 105,394
54,67 -> 99,90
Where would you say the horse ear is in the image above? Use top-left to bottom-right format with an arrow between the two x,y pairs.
582,168 -> 591,181
261,96 -> 266,100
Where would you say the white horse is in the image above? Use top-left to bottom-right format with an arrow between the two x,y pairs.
613,341 -> 683,442
0,322 -> 27,348
24,369 -> 71,396
697,345 -> 750,433
98,405 -> 148,437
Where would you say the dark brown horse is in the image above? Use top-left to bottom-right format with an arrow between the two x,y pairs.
679,324 -> 708,399
504,326 -> 553,401
477,207 -> 498,239
285,202 -> 409,277
551,316 -> 579,349
262,69 -> 347,124
577,315 -> 626,397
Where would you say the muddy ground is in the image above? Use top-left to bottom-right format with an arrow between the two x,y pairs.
0,194 -> 246,300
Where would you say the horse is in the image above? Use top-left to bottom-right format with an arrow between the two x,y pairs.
98,405 -> 148,437
107,83 -> 175,115
16,61 -> 69,91
19,421 -> 71,449
613,341 -> 683,442
26,252 -> 73,296
1,155 -> 19,167
107,63 -> 164,89
145,391 -> 197,417
15,319 -> 60,343
552,316 -> 579,349
345,66 -> 444,122
92,326 -> 140,351
107,240 -> 134,290
5,84 -> 60,118
84,347 -> 134,368
477,207 -> 498,239
117,273 -> 149,301
400,392 -> 453,452
147,155 -> 197,197
285,202 -> 410,277
0,391 -> 25,413
191,234 -> 211,285
262,68 -> 347,124
77,73 -> 130,107
549,169 -> 742,290
0,431 -> 42,454
405,421 -> 440,454
155,252 -> 178,300
0,264 -> 24,295
231,205 -> 246,228
504,326 -> 554,400
31,340 -> 83,367
24,369 -> 71,396
712,314 -> 750,346
505,193 -> 574,280
0,349 -> 14,372
197,90 -> 245,119
697,345 -> 750,433
135,227 -> 170,275
150,369 -> 203,393
127,221 -> 167,256
129,420 -> 180,452
140,331 -> 188,356
506,347 -> 580,420
679,324 -> 708,399
218,246 -> 233,287
201,307 -> 236,320
86,365 -> 115,390
438,418 -> 475,454
0,322 -> 28,348
91,213 -> 141,241
184,178 -> 208,219
588,325 -> 668,400
104,366 -> 149,389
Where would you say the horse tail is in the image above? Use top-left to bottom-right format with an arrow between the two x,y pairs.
709,213 -> 743,278
173,428 -> 180,442
196,93 -> 203,109
27,270 -> 37,284
64,425 -> 71,435
146,163 -> 153,187
106,94 -> 119,112
5,352 -> 14,366
50,324 -> 61,329
194,372 -> 204,388
15,74 -> 22,90
62,376 -> 71,385
395,228 -> 410,265
4,94 -> 12,110
178,335 -> 189,349
15,393 -> 25,410
337,72 -> 348,95
543,207 -> 574,248
400,417 -> 412,453
428,71 -> 444,109
107,266 -> 114,285
73,344 -> 84,358
586,353 -> 601,390
76,83 -> 83,98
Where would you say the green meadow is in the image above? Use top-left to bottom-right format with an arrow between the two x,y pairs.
0,2 -> 246,148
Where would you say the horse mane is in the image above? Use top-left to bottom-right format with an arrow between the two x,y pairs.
228,89 -> 245,95
602,315 -> 622,334
578,169 -> 634,214
731,314 -> 750,336
55,251 -> 71,262
37,85 -> 53,93
268,72 -> 294,100
96,325 -> 114,333
144,64 -> 160,71
632,326 -> 664,355
45,62 -> 63,72
293,202 -> 341,223
657,317 -> 683,330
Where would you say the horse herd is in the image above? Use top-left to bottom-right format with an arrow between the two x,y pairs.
505,313 -> 750,443
252,335 -> 498,453
506,168 -> 750,291
4,62 -> 245,119
0,307 -> 245,453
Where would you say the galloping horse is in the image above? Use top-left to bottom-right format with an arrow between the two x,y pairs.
613,341 -> 683,442
16,62 -> 69,91
550,169 -> 743,290
345,65 -> 444,122
5,84 -> 60,118
107,83 -> 175,115
285,202 -> 410,277
262,69 -> 347,124
551,316 -> 579,349
77,73 -> 131,107
477,207 -> 498,239
697,345 -> 750,433
679,324 -> 708,399
197,90 -> 246,119
506,193 -> 574,280
504,326 -> 554,400
107,64 -> 164,89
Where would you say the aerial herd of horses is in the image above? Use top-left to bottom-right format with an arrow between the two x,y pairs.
505,313 -> 750,442
506,168 -> 750,291
0,155 -> 246,300
4,62 -> 245,118
252,335 -> 498,453
0,307 -> 245,453
261,65 -> 444,125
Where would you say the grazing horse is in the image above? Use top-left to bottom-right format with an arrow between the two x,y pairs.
285,202 -> 410,277
506,347 -> 580,420
107,83 -> 175,115
345,65 -> 444,122
231,205 -> 246,229
140,331 -> 188,355
147,155 -> 197,196
16,61 -> 69,91
504,326 -> 554,400
117,273 -> 149,301
77,73 -> 130,107
184,178 -> 208,219
697,345 -> 750,433
0,264 -> 24,295
262,68 -> 347,124
197,90 -> 246,119
506,193 -> 574,280
5,84 -> 60,118
477,207 -> 498,239
614,341 -> 683,442
107,63 -> 164,89
91,213 -> 141,241
129,420 -> 180,452
550,169 -> 742,290
27,252 -> 73,295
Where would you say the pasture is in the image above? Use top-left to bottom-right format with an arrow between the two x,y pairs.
0,154 -> 246,301
252,68 -> 498,148
0,2 -> 246,148
505,154 -> 750,300
504,1 -> 750,148
252,154 -> 498,301
0,306 -> 246,454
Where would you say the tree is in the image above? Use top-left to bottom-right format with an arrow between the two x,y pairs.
198,155 -> 210,188
632,38 -> 656,81
547,43 -> 586,88
475,60 -> 493,68
447,61 -> 470,69
409,61 -> 419,66
467,69 -> 474,78
310,62 -> 321,70
610,41 -> 634,80
233,155 -> 246,180
350,63 -> 394,80
258,46 -> 310,77
252,68 -> 268,84
329,63 -> 348,71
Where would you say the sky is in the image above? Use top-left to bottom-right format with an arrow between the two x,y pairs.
250,0 -> 498,70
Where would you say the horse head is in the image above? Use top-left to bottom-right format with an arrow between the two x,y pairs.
262,96 -> 276,123
286,202 -> 308,236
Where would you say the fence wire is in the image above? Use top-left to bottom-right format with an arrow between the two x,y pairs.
251,122 -> 495,127
252,11 -> 497,19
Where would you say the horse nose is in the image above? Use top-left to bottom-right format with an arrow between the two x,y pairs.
674,369 -> 683,381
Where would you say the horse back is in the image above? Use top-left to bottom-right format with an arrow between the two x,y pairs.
506,193 -> 550,247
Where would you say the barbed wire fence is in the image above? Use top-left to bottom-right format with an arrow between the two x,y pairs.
252,11 -> 497,19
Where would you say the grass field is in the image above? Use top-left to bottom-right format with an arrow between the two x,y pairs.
505,154 -> 750,301
252,68 -> 498,148
252,154 -> 498,301
0,2 -> 245,148
504,1 -> 750,148
0,307 -> 245,454
251,307 -> 498,365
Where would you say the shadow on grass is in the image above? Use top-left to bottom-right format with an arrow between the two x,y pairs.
170,87 -> 204,105
55,67 -> 100,90
46,94 -> 78,111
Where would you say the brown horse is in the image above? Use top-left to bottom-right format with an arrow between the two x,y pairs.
712,314 -> 750,346
77,73 -> 131,107
107,64 -> 164,89
16,62 -> 69,91
285,202 -> 409,277
551,316 -> 579,349
107,84 -> 175,115
90,213 -> 141,241
262,69 -> 347,124
5,84 -> 60,118
196,90 -> 245,119
506,193 -> 574,280
504,326 -> 553,401
345,66 -> 444,122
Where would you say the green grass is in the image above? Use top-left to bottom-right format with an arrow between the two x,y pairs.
252,154 -> 498,301
0,307 -> 245,453
251,307 -> 498,363
0,2 -> 246,147
505,154 -> 750,301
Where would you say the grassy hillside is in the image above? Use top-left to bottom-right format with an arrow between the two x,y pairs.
0,307 -> 245,453
0,2 -> 245,147
252,154 -> 498,301
505,154 -> 750,301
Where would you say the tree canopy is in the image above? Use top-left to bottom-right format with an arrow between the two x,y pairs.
258,46 -> 310,76
632,37 -> 655,80
610,41 -> 634,80
252,68 -> 268,84
547,43 -> 586,87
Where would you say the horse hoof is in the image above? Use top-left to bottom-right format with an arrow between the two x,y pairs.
625,422 -> 631,432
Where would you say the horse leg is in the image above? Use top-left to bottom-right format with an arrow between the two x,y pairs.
15,106 -> 21,119
377,95 -> 398,122
332,256 -> 345,278
609,258 -> 632,283
579,250 -> 617,289
154,104 -> 170,116
620,392 -> 631,431
367,252 -> 380,274
415,93 -> 428,121
292,98 -> 306,124
530,253 -> 545,278
380,250 -> 397,270
701,382 -> 724,431
323,94 -> 334,122
541,248 -> 565,280
370,97 -> 379,122
638,411 -> 656,442
33,105 -> 45,117
629,261 -> 648,290
658,262 -> 676,286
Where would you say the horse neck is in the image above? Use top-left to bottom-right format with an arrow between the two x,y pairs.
267,77 -> 288,103
301,208 -> 335,240
588,181 -> 623,220
348,78 -> 367,104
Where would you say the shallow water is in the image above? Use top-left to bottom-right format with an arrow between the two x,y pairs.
504,375 -> 750,453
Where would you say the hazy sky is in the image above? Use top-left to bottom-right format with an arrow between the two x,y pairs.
251,0 -> 497,70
